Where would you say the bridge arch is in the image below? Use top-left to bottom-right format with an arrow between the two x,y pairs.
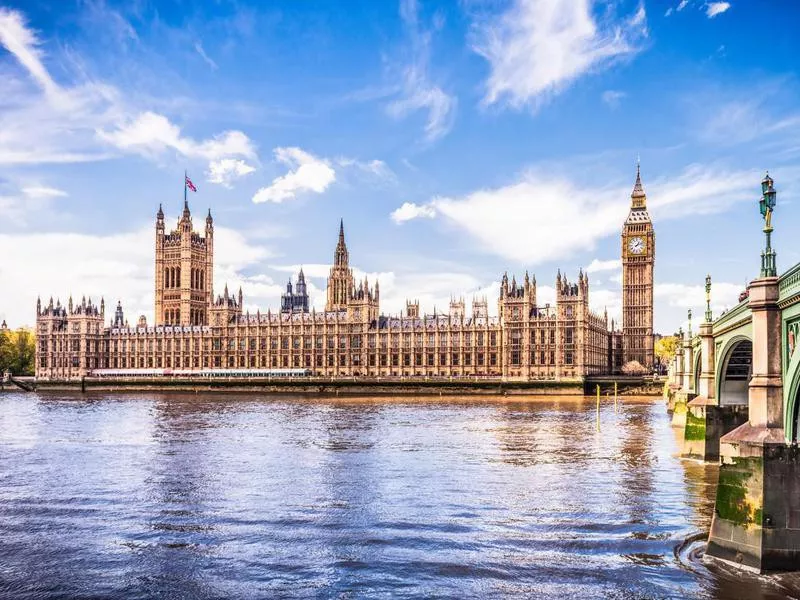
715,335 -> 752,407
784,344 -> 800,442
692,350 -> 702,395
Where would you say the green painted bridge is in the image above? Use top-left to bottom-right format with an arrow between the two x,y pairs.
665,173 -> 800,573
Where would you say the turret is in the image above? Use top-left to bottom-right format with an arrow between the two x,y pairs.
113,301 -> 124,328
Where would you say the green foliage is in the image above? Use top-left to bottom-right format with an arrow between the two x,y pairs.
0,328 -> 36,376
655,335 -> 680,363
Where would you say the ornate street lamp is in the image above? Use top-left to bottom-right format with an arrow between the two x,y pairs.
760,171 -> 777,277
704,274 -> 712,323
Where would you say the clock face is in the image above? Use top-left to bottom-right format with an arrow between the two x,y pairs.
628,236 -> 645,255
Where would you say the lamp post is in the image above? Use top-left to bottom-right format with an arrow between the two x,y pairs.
704,274 -> 712,323
759,172 -> 777,277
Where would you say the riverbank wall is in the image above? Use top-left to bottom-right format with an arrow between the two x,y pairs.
6,376 -> 664,396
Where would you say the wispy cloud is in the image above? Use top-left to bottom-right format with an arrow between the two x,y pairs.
21,185 -> 68,199
0,6 -> 257,177
706,2 -> 731,18
470,0 -> 648,111
694,86 -> 800,147
385,0 -> 456,142
0,179 -> 70,225
601,90 -> 626,108
194,41 -> 218,70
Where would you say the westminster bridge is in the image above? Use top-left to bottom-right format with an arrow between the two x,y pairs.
665,172 -> 800,572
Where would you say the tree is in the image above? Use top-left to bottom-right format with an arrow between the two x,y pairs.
622,360 -> 647,376
0,328 -> 36,376
655,335 -> 680,365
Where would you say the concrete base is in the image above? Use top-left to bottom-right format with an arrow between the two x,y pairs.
671,391 -> 694,429
682,397 -> 749,462
707,423 -> 800,572
666,384 -> 681,412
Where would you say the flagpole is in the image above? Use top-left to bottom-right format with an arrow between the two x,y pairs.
184,169 -> 187,207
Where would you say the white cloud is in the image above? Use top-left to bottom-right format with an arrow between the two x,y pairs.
391,201 -> 437,224
601,90 -> 626,108
393,162 -> 759,264
21,185 -> 67,199
252,147 -> 336,204
207,158 -> 256,187
656,281 -> 744,333
386,0 -> 456,142
677,0 -> 689,10
586,258 -> 621,273
0,221 -> 270,328
706,2 -> 731,18
97,111 -> 256,161
194,41 -> 218,70
471,0 -> 647,110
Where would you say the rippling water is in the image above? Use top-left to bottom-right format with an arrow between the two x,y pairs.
1,392 -> 800,599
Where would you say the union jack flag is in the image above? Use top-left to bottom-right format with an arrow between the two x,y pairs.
185,175 -> 197,192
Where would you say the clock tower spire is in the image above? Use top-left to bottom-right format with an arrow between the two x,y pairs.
621,162 -> 655,371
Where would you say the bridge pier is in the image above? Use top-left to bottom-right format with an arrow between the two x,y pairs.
707,276 -> 800,572
671,331 -> 692,429
683,319 -> 751,461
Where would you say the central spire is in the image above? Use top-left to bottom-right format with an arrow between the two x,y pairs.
334,218 -> 349,266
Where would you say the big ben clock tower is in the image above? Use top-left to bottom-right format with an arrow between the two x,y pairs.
621,164 -> 655,370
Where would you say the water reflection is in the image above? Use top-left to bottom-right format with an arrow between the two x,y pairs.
1,392 -> 800,598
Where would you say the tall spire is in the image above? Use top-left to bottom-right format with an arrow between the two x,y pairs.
631,160 -> 646,206
334,218 -> 349,266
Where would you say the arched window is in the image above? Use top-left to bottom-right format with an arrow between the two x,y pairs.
176,267 -> 181,288
200,270 -> 204,291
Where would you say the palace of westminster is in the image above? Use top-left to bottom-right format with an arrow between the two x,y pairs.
34,169 -> 655,381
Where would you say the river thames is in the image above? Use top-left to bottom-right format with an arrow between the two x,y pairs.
1,392 -> 799,599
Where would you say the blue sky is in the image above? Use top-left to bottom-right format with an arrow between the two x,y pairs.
0,0 -> 799,333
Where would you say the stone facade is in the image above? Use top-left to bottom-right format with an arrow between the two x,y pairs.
35,170 -> 654,381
